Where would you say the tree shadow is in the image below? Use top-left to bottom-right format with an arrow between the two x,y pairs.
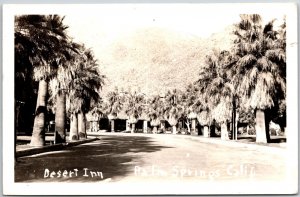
237,135 -> 286,143
15,135 -> 173,182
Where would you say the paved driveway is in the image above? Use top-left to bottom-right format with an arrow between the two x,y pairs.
15,134 -> 288,183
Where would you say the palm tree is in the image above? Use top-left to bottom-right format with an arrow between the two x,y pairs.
66,47 -> 104,140
78,111 -> 86,138
124,91 -> 144,133
50,46 -> 78,141
103,89 -> 123,132
139,95 -> 150,133
77,49 -> 104,138
49,76 -> 67,143
15,15 -> 73,146
163,89 -> 185,134
15,27 -> 37,136
195,55 -> 216,137
148,95 -> 164,134
205,50 -> 236,140
267,18 -> 286,133
183,83 -> 200,135
67,97 -> 80,141
196,107 -> 211,137
86,100 -> 105,132
49,42 -> 81,144
67,84 -> 99,141
232,14 -> 286,143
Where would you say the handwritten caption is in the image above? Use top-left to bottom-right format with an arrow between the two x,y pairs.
134,164 -> 255,180
44,168 -> 104,179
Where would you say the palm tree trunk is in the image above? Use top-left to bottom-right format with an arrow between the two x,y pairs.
230,118 -> 233,140
232,97 -> 236,140
131,123 -> 135,133
246,125 -> 249,135
69,113 -> 78,141
172,125 -> 177,134
185,121 -> 191,134
111,119 -> 115,132
203,125 -> 209,137
255,109 -> 270,143
78,111 -> 87,139
191,119 -> 197,135
235,112 -> 239,140
221,122 -> 229,140
54,92 -> 66,144
30,79 -> 47,146
143,120 -> 148,133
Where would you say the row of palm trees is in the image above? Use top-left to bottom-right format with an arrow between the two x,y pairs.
15,15 -> 104,146
186,14 -> 286,143
15,14 -> 286,146
89,14 -> 286,143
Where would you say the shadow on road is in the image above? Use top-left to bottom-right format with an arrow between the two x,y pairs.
237,135 -> 286,143
15,135 -> 173,182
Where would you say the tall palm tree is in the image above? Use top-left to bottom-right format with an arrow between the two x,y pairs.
205,50 -> 236,140
267,18 -> 286,132
103,89 -> 123,132
163,89 -> 185,134
15,15 -> 72,146
183,83 -> 200,135
232,14 -> 286,143
77,48 -> 104,138
67,83 -> 100,141
124,91 -> 144,133
66,47 -> 104,140
140,97 -> 150,133
196,105 -> 211,137
15,25 -> 38,135
49,42 -> 81,144
50,45 -> 80,141
49,76 -> 67,143
195,54 -> 216,137
148,95 -> 164,133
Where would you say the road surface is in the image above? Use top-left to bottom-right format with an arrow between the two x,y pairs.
15,133 -> 288,183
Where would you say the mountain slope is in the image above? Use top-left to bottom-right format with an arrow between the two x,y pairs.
98,25 -> 235,96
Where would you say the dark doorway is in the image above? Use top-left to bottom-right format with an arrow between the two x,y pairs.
99,118 -> 109,130
115,119 -> 126,131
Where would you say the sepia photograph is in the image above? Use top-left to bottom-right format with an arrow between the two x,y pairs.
2,3 -> 298,195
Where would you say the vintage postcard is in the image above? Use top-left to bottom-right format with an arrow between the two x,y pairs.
2,3 -> 298,195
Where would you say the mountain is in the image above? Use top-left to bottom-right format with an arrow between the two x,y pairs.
97,25 -> 236,97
